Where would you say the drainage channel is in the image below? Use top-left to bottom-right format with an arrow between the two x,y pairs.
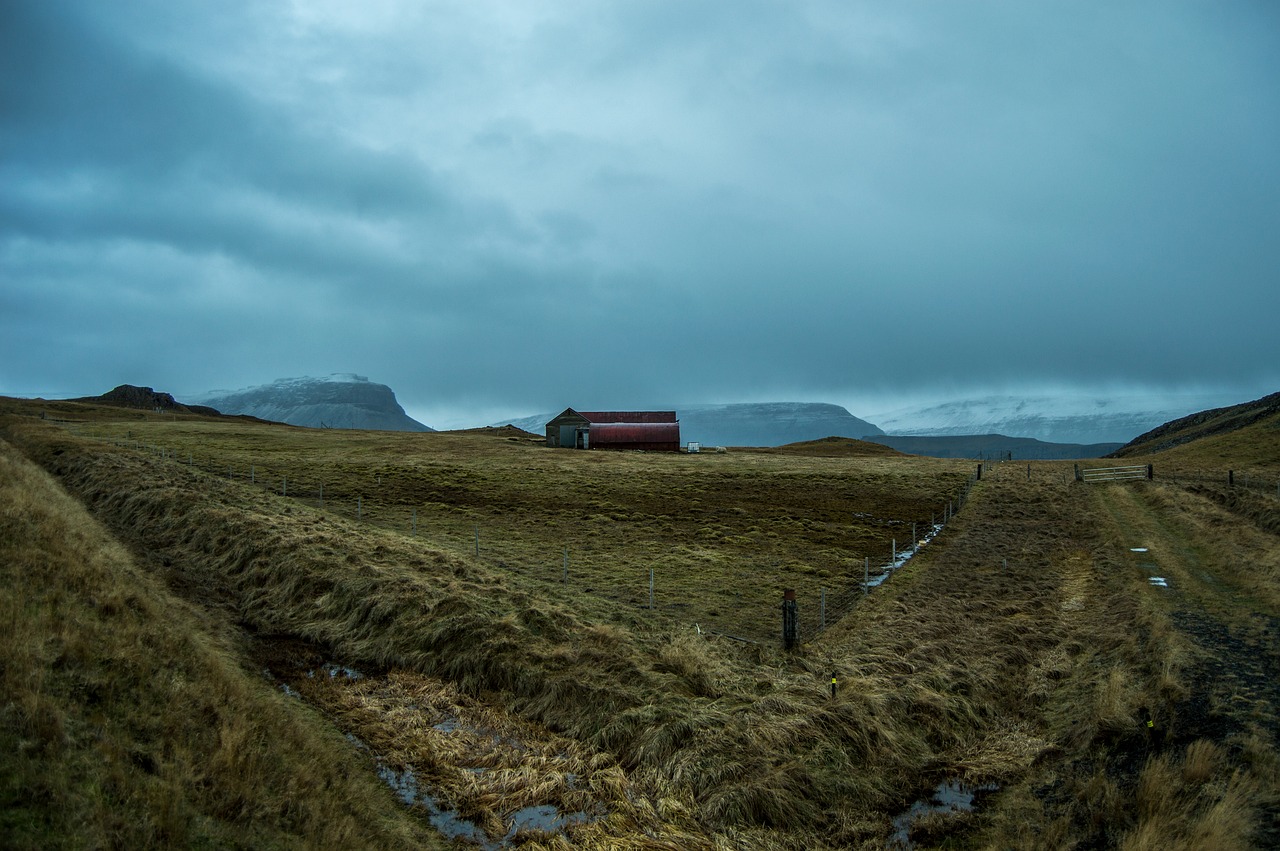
866,523 -> 945,589
263,659 -> 604,848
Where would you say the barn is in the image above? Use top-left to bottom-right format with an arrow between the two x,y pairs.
545,408 -> 681,452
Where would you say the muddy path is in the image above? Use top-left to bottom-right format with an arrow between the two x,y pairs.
1090,480 -> 1280,843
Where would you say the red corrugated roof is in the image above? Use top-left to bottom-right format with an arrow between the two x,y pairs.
578,411 -> 677,424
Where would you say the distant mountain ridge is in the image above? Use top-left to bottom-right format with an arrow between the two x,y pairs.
499,402 -> 883,448
195,375 -> 433,432
1109,391 -> 1280,457
866,393 -> 1246,445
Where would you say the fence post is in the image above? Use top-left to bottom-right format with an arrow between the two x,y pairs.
475,527 -> 480,557
820,588 -> 826,630
1229,470 -> 1234,486
282,476 -> 287,497
1147,464 -> 1153,480
411,507 -> 416,535
358,496 -> 362,519
251,464 -> 255,484
563,548 -> 568,584
319,483 -> 323,507
782,589 -> 798,650
863,557 -> 869,594
649,568 -> 655,610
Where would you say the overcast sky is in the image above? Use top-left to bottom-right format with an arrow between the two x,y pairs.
3,1 -> 1278,428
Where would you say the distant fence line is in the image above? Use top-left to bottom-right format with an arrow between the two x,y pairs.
55,425 -> 1280,645
56,425 -> 990,646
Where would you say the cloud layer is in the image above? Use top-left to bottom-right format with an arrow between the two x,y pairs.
3,1 -> 1278,425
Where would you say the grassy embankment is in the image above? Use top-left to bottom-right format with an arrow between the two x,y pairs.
0,434 -> 446,849
3,397 -> 1277,848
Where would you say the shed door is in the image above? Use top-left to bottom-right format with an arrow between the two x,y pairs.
559,425 -> 578,448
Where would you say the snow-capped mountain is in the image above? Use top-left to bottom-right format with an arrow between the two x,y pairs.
195,374 -> 434,432
865,393 -> 1246,445
498,402 -> 883,447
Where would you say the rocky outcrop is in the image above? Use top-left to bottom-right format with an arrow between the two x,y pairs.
73,384 -> 218,414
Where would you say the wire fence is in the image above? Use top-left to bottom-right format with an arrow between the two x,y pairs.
58,425 -> 999,648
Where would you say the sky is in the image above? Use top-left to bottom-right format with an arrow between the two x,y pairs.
3,1 -> 1279,429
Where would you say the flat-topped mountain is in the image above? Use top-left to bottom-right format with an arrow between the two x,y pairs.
195,374 -> 433,432
866,392 -> 1245,445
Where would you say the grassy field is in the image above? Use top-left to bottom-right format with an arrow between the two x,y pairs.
2,396 -> 1277,848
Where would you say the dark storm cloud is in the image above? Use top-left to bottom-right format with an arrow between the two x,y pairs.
2,1 -> 1278,422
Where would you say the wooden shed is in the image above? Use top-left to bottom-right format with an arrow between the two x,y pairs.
545,409 -> 681,452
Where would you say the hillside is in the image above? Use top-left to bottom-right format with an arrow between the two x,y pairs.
1109,390 -> 1280,459
2,395 -> 1278,848
197,374 -> 434,432
0,432 -> 444,849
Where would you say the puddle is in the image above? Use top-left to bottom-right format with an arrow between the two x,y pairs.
432,714 -> 528,752
866,524 -> 943,589
888,780 -> 996,849
309,663 -> 363,680
1149,577 -> 1169,588
375,763 -> 599,848
1130,547 -> 1149,553
503,804 -> 596,843
377,764 -> 493,846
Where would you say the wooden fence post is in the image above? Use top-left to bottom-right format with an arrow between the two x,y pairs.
782,589 -> 798,650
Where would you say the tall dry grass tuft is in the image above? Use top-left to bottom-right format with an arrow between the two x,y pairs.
0,435 -> 443,849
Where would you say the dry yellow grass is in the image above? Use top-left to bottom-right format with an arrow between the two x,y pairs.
2,396 -> 1277,849
0,435 -> 446,849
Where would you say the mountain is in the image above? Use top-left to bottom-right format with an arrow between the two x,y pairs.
865,393 -> 1246,446
498,402 -> 883,448
1108,391 -> 1280,458
195,375 -> 433,432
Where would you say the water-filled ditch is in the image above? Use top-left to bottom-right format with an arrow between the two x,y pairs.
888,780 -> 998,849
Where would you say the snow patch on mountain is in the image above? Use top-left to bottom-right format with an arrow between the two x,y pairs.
195,374 -> 434,432
865,392 -> 1245,445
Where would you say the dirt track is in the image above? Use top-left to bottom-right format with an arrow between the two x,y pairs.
1092,482 -> 1280,844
